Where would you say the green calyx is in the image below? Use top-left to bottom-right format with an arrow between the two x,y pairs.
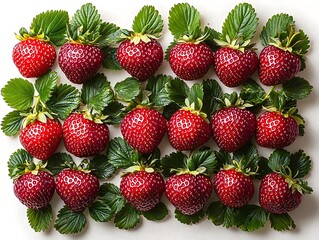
218,92 -> 253,110
279,167 -> 312,195
172,166 -> 207,176
11,160 -> 50,180
182,98 -> 208,122
223,159 -> 258,177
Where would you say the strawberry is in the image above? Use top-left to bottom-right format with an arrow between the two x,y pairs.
213,47 -> 258,87
56,168 -> 99,212
62,113 -> 110,157
13,39 -> 56,78
167,109 -> 211,151
58,43 -> 103,84
121,107 -> 167,154
256,111 -> 298,149
259,172 -> 302,214
120,170 -> 165,211
19,118 -> 63,160
211,106 -> 256,152
14,170 -> 55,210
213,169 -> 254,208
165,174 -> 212,215
168,42 -> 214,80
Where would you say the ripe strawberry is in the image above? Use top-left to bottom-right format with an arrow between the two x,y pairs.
14,171 -> 56,210
213,169 -> 254,208
259,172 -> 302,214
258,46 -> 301,86
121,107 -> 167,154
58,43 -> 103,84
213,47 -> 258,87
12,39 -> 56,78
167,109 -> 211,151
19,118 -> 63,160
56,168 -> 99,212
211,107 -> 256,152
62,113 -> 110,157
117,39 -> 163,81
165,174 -> 212,215
168,42 -> 214,80
120,171 -> 165,211
256,111 -> 298,149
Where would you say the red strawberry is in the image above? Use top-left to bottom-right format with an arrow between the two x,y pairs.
120,171 -> 165,211
167,109 -> 211,151
256,111 -> 298,149
117,39 -> 163,81
121,107 -> 167,154
258,46 -> 301,86
62,113 -> 110,157
213,169 -> 254,208
259,172 -> 302,214
168,42 -> 214,80
211,107 -> 257,152
56,169 -> 99,212
14,171 -> 55,210
165,174 -> 212,215
19,118 -> 63,160
12,39 -> 56,78
58,43 -> 103,84
213,47 -> 258,87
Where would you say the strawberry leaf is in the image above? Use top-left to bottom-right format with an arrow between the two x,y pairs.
235,205 -> 268,232
7,149 -> 33,178
220,3 -> 258,44
35,71 -> 58,103
206,201 -> 237,228
114,77 -> 141,102
145,75 -> 172,107
187,147 -> 217,174
282,77 -> 313,100
256,156 -> 273,179
46,152 -> 75,176
102,101 -> 125,125
46,84 -> 80,120
142,202 -> 168,221
1,110 -> 24,136
268,149 -> 291,172
106,137 -> 134,169
165,77 -> 190,106
240,79 -> 266,109
81,73 -> 114,112
175,209 -> 205,225
30,10 -> 69,46
98,22 -> 120,46
187,83 -> 204,110
54,206 -> 87,234
1,78 -> 34,111
202,79 -> 223,117
114,203 -> 141,229
99,183 -> 126,214
269,213 -> 296,231
162,102 -> 180,120
89,200 -> 113,222
132,5 -> 163,36
214,150 -> 232,170
161,151 -> 187,177
168,3 -> 201,40
90,155 -> 116,180
203,26 -> 221,50
233,142 -> 260,172
102,46 -> 122,70
27,205 -> 53,232
289,150 -> 312,178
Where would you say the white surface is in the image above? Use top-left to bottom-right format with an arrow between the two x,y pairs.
1,0 -> 319,239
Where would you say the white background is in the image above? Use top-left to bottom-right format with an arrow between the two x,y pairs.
1,0 -> 319,239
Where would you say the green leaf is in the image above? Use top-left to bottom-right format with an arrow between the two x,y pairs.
221,3 -> 258,43
168,3 -> 201,39
106,137 -> 134,169
54,206 -> 87,234
202,79 -> 223,116
81,73 -> 114,111
114,203 -> 140,229
46,84 -> 80,120
187,83 -> 204,110
35,71 -> 58,103
7,149 -> 33,178
90,155 -> 116,180
163,102 -> 180,120
257,156 -> 273,179
145,75 -> 172,107
30,10 -> 69,46
240,79 -> 266,107
187,147 -> 216,174
233,142 -> 260,171
98,22 -> 120,46
27,205 -> 53,232
289,150 -> 312,178
175,209 -> 205,224
203,26 -> 221,51
142,202 -> 168,221
206,201 -> 237,228
282,77 -> 313,100
269,213 -> 296,231
1,110 -> 24,136
99,183 -> 126,214
1,78 -> 34,111
46,152 -> 75,176
102,47 -> 122,70
165,77 -> 189,106
132,5 -> 163,36
160,151 -> 187,177
268,149 -> 291,172
102,101 -> 125,125
291,29 -> 310,56
114,77 -> 141,102
215,150 -> 232,169
89,200 -> 113,222
235,205 -> 268,232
